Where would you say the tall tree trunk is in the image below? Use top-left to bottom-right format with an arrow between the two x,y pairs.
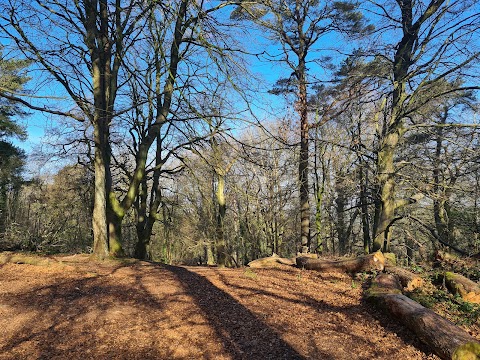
92,123 -> 109,259
87,0 -> 124,258
433,107 -> 456,246
216,172 -> 227,267
372,0 -> 445,252
335,173 -> 347,255
359,164 -> 371,253
298,60 -> 310,253
373,130 -> 400,251
314,131 -> 328,254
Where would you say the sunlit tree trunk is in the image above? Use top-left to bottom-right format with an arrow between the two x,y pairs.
372,0 -> 415,251
92,123 -> 109,259
105,0 -> 189,256
373,128 -> 402,251
432,107 -> 457,246
86,0 -> 123,258
216,171 -> 227,267
372,0 -> 449,252
298,59 -> 310,253
334,172 -> 347,255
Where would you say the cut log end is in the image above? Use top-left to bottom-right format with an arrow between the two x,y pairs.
385,266 -> 424,292
453,342 -> 480,360
445,272 -> 480,304
365,274 -> 403,299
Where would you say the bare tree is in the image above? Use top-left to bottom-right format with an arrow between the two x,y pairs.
232,0 -> 369,252
1,0 -> 244,258
366,0 -> 480,251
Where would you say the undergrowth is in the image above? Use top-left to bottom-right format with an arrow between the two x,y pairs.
409,279 -> 480,327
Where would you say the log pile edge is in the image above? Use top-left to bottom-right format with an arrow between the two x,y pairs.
366,274 -> 480,360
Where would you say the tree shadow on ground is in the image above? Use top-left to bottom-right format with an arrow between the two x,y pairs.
361,295 -> 438,357
207,267 -> 438,359
0,263 -> 222,359
0,273 -> 170,359
0,261 -> 438,360
166,265 -> 314,360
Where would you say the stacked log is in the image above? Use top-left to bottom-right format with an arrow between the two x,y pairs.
366,274 -> 480,360
247,253 -> 296,268
445,272 -> 480,304
385,266 -> 424,292
383,252 -> 397,266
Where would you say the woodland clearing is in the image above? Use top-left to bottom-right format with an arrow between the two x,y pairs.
0,253 -> 477,359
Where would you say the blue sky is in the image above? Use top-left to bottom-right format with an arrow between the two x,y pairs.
5,0 -> 480,178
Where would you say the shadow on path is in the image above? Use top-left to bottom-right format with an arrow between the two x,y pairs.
166,265 -> 310,360
0,266 -> 172,360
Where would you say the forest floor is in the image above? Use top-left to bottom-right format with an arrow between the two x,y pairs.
0,253 -> 476,360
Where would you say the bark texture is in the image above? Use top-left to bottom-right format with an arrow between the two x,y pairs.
385,266 -> 424,292
296,251 -> 385,273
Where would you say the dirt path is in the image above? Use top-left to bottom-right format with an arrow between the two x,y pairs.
0,255 -> 440,359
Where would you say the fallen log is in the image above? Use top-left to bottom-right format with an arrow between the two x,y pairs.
247,253 -> 296,268
0,252 -> 54,266
296,251 -> 385,273
445,272 -> 480,304
275,257 -> 297,266
385,266 -> 424,292
366,274 -> 480,360
383,252 -> 397,266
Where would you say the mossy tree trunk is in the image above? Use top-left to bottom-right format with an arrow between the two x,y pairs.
104,0 -> 189,256
372,0 -> 443,252
433,106 -> 458,247
373,128 -> 402,252
367,274 -> 480,360
87,0 -> 120,259
370,0 -> 478,253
